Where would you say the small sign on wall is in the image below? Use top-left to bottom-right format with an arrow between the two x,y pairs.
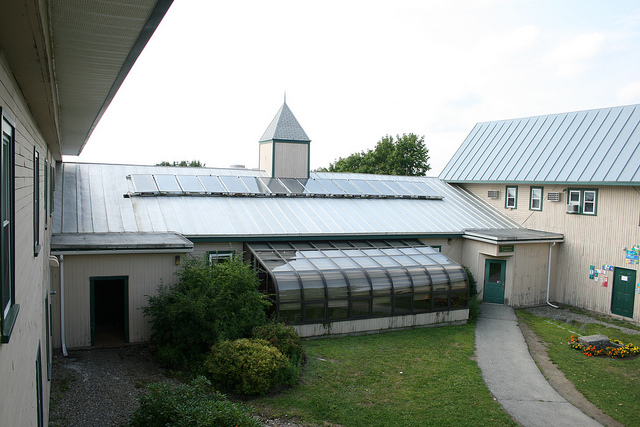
499,245 -> 514,253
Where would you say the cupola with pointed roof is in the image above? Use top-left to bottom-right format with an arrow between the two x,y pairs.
259,100 -> 311,179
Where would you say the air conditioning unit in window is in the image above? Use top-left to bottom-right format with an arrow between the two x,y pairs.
566,203 -> 579,214
548,192 -> 561,202
488,190 -> 500,199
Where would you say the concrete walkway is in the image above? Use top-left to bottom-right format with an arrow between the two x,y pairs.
476,303 -> 602,427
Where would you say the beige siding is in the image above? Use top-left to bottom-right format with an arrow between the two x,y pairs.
0,51 -> 54,426
259,142 -> 273,175
53,242 -> 244,348
462,183 -> 640,322
273,142 -> 309,178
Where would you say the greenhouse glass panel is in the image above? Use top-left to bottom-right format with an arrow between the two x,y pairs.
308,257 -> 339,270
407,266 -> 431,294
328,300 -> 349,320
279,303 -> 302,323
399,247 -> 421,255
344,270 -> 371,297
362,248 -> 384,256
408,254 -> 438,266
372,296 -> 392,316
430,266 -> 449,292
289,257 -> 316,271
394,295 -> 412,314
323,249 -> 345,258
331,241 -> 355,249
270,242 -> 294,250
351,299 -> 371,317
351,241 -> 374,248
433,293 -> 449,309
331,256 -> 360,269
276,272 -> 301,302
391,255 -> 419,266
451,290 -> 468,308
312,241 -> 335,249
387,268 -> 412,293
381,248 -> 403,256
305,302 -> 325,321
352,256 -> 382,269
370,256 -> 400,268
414,295 -> 431,312
368,269 -> 392,296
323,270 -> 348,299
297,270 -> 325,300
444,265 -> 466,283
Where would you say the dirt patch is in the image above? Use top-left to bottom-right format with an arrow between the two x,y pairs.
518,319 -> 624,427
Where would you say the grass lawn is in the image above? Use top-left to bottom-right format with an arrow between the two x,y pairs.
517,310 -> 640,426
251,324 -> 515,426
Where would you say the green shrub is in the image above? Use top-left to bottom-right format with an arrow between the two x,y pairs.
252,322 -> 303,361
253,322 -> 304,387
129,376 -> 261,427
142,256 -> 270,368
463,265 -> 477,297
204,338 -> 288,396
463,266 -> 480,324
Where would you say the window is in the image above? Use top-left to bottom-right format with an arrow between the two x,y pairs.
36,342 -> 44,427
505,186 -> 517,209
208,250 -> 235,264
568,188 -> 597,215
530,187 -> 543,211
1,108 -> 18,343
33,149 -> 40,255
44,159 -> 48,229
49,164 -> 54,217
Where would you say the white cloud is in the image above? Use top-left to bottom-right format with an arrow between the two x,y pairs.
544,32 -> 606,77
617,82 -> 640,104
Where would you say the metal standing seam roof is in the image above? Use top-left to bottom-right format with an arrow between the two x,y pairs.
440,104 -> 640,184
53,163 -> 521,240
259,102 -> 311,142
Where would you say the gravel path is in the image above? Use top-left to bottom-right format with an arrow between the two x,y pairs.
524,305 -> 640,335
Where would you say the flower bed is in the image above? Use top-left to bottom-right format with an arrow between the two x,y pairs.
568,335 -> 640,358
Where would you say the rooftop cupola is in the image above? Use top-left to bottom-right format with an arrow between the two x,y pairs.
259,99 -> 311,179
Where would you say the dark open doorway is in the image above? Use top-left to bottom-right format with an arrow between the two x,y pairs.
90,276 -> 129,347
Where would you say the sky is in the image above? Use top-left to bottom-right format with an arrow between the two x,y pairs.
66,0 -> 640,176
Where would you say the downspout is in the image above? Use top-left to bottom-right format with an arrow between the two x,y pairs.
60,254 -> 68,356
546,242 -> 558,309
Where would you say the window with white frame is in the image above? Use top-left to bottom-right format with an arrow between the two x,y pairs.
208,250 -> 235,264
1,108 -> 18,343
530,187 -> 543,211
568,188 -> 597,215
505,186 -> 517,209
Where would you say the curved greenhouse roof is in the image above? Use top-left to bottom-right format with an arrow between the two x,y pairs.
246,239 -> 468,324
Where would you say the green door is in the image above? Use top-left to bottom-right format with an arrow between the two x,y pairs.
484,260 -> 506,304
611,268 -> 636,318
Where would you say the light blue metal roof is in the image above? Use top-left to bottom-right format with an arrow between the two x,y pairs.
259,101 -> 311,142
53,163 -> 520,240
440,104 -> 640,184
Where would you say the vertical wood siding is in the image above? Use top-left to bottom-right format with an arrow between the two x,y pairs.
0,52 -> 54,427
463,183 -> 640,322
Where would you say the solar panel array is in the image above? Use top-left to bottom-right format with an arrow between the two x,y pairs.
127,174 -> 444,200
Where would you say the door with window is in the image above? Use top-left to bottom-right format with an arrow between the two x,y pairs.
611,268 -> 636,318
484,259 -> 506,304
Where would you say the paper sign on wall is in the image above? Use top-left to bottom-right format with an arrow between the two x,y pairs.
603,276 -> 608,287
622,275 -> 629,282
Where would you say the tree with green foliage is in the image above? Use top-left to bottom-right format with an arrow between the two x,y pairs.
318,133 -> 430,176
142,256 -> 270,368
156,160 -> 205,167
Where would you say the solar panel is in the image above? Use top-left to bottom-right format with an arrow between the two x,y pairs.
198,175 -> 227,193
176,175 -> 204,193
334,179 -> 363,196
154,175 -> 182,193
312,179 -> 347,196
279,178 -> 307,194
350,179 -> 383,195
129,174 -> 158,193
259,177 -> 289,194
239,176 -> 263,194
366,180 -> 397,196
219,175 -> 249,193
297,178 -> 331,195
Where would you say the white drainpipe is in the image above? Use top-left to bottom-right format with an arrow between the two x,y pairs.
546,242 -> 558,309
60,254 -> 68,356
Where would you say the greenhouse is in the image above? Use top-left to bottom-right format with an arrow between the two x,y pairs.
246,240 -> 469,325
